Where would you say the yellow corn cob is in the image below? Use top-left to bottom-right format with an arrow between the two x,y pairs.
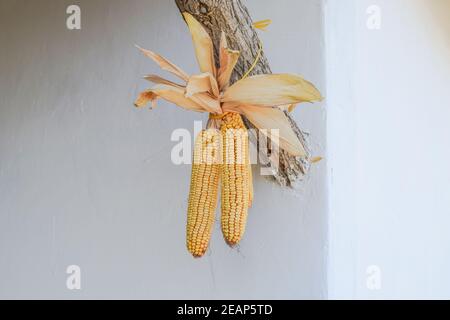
220,112 -> 251,246
186,129 -> 221,258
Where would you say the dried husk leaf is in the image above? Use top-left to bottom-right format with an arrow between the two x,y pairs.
218,49 -> 240,90
311,156 -> 323,164
218,52 -> 240,91
144,74 -> 185,89
144,85 -> 206,112
219,31 -> 228,54
186,73 -> 220,98
135,90 -> 158,108
278,104 -> 299,113
182,13 -> 216,77
218,32 -> 240,90
189,93 -> 222,114
235,105 -> 306,157
288,104 -> 297,112
253,19 -> 272,31
222,74 -> 323,108
136,45 -> 189,82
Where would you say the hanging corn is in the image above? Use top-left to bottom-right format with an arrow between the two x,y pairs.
186,129 -> 221,257
220,112 -> 251,246
134,13 -> 322,257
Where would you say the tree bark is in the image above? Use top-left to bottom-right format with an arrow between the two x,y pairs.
175,0 -> 311,188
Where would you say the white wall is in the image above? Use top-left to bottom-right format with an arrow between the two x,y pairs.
0,0 -> 327,299
326,0 -> 450,299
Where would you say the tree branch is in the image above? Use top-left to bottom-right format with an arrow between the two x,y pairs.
175,0 -> 311,187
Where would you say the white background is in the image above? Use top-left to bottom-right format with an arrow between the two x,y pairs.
326,0 -> 450,299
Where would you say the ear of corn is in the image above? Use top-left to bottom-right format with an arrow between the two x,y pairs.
220,112 -> 250,246
186,129 -> 221,258
135,14 -> 323,258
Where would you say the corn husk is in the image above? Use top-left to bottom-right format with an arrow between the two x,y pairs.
135,13 -> 322,157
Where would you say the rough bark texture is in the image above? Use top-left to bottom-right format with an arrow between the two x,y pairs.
175,0 -> 311,188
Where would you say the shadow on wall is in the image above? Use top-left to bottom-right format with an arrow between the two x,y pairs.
425,0 -> 450,53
